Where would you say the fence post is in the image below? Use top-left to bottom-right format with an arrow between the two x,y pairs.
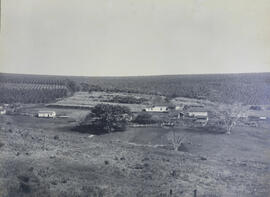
194,189 -> 197,197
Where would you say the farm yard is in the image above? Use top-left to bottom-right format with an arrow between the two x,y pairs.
2,0 -> 270,194
0,73 -> 270,196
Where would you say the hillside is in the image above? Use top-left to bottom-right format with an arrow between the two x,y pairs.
1,72 -> 270,105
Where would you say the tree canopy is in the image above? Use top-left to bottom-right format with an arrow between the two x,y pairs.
81,104 -> 131,134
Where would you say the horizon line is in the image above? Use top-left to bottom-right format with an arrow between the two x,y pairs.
0,71 -> 270,78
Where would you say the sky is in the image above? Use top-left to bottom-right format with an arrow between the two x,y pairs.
0,0 -> 270,76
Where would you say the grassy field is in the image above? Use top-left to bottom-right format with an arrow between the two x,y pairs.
0,110 -> 269,196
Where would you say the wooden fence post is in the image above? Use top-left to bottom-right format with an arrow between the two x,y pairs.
194,189 -> 197,197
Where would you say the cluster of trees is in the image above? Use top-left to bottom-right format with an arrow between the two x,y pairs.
64,79 -> 80,93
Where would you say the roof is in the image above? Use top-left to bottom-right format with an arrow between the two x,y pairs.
145,106 -> 168,109
188,107 -> 207,112
38,111 -> 56,113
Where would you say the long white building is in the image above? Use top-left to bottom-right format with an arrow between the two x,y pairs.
38,111 -> 56,118
143,106 -> 168,113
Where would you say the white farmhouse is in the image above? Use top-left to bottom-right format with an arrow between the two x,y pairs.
187,111 -> 208,118
186,107 -> 208,126
0,109 -> 6,115
187,107 -> 208,119
143,106 -> 168,113
38,111 -> 56,118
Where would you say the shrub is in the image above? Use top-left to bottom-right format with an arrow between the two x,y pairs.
133,113 -> 157,124
249,106 -> 262,110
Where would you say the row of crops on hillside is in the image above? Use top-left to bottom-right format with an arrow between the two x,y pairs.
0,74 -> 78,103
0,73 -> 83,104
0,73 -> 67,85
0,83 -> 69,104
0,83 -> 68,90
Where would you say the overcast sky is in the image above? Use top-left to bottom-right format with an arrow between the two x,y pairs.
0,0 -> 270,76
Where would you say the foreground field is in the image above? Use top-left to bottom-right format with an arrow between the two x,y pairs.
0,113 -> 269,197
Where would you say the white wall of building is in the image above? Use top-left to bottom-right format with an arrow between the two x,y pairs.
38,111 -> 56,118
144,106 -> 168,112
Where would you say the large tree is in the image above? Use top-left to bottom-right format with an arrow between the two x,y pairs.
82,104 -> 131,133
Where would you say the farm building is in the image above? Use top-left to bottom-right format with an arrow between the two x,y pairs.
248,116 -> 267,121
186,107 -> 209,126
175,106 -> 184,111
187,107 -> 208,119
38,111 -> 56,118
188,111 -> 208,118
143,106 -> 168,113
0,109 -> 6,115
187,112 -> 208,120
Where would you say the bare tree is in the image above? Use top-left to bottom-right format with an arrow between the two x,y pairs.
167,128 -> 186,151
218,103 -> 246,135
